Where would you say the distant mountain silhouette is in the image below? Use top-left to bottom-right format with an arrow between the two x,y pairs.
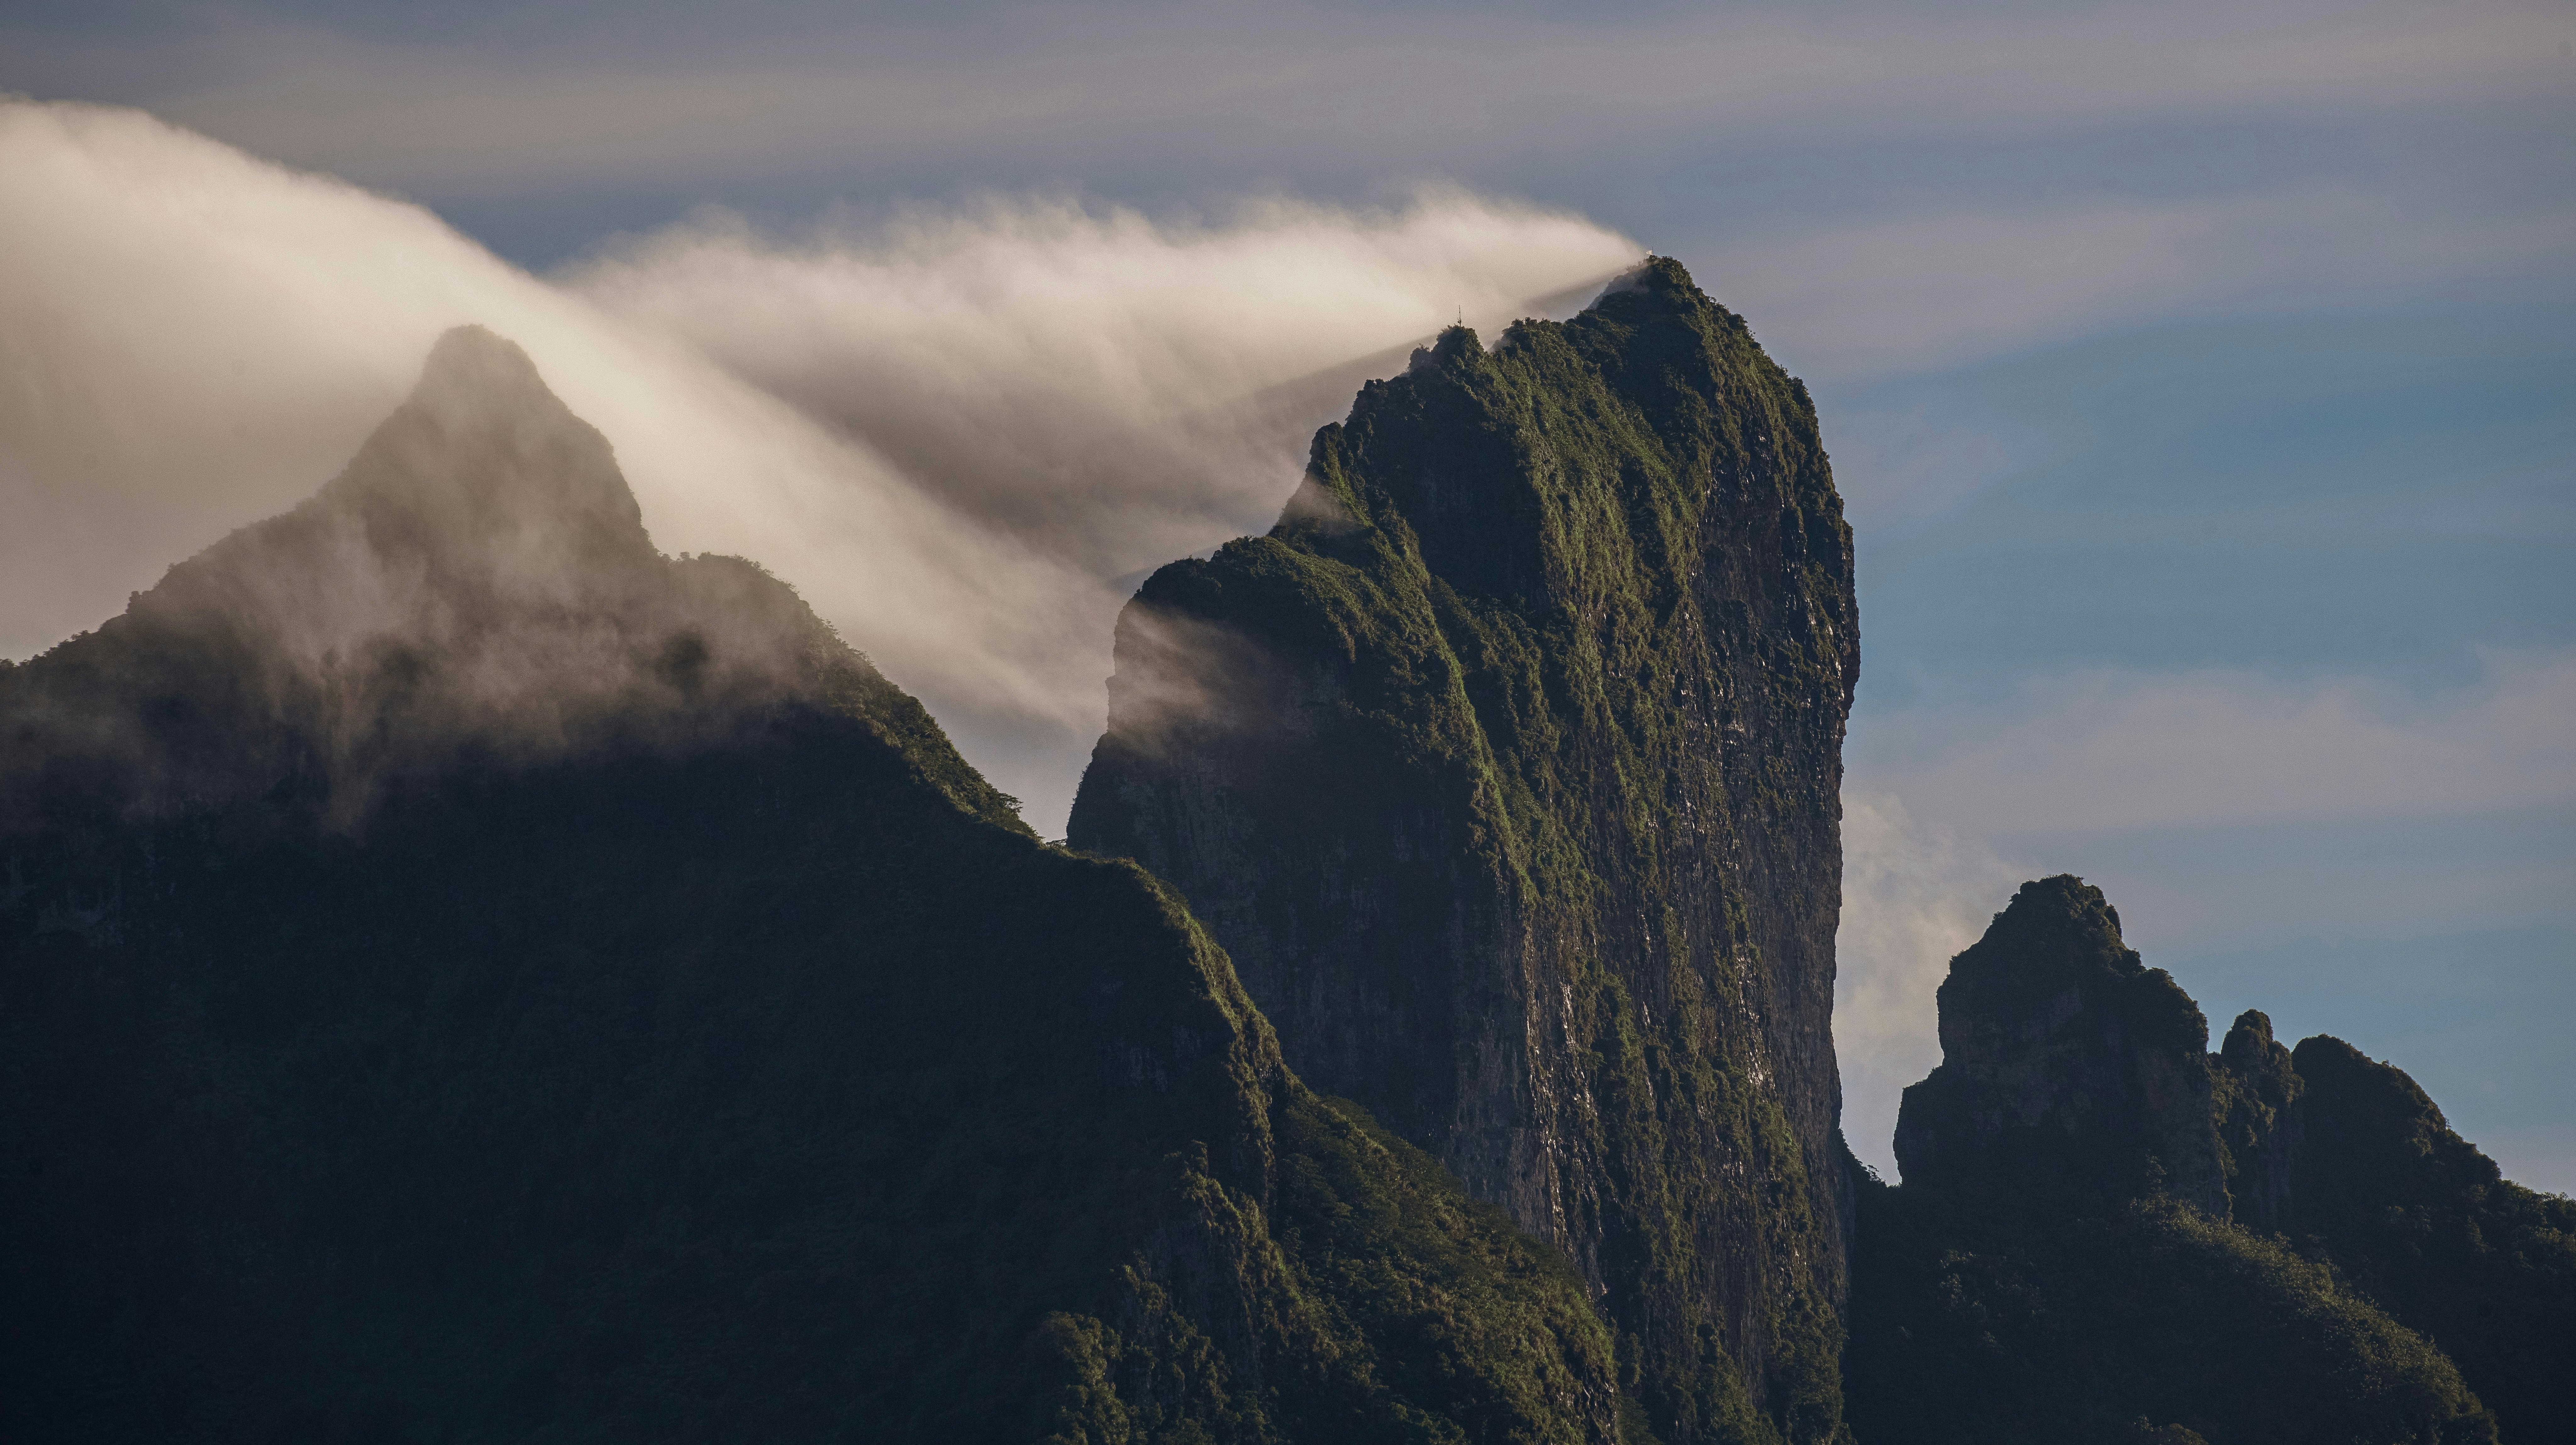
0,326 -> 965,832
1846,876 -> 2573,1444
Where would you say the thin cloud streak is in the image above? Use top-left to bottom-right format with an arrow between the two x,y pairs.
1709,191 -> 2576,382
563,194 -> 1632,583
1853,649 -> 2576,838
31,0 -> 2568,199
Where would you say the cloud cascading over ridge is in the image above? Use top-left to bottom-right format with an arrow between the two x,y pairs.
0,98 -> 1639,827
562,195 -> 1631,608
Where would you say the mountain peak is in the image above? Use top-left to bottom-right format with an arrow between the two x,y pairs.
0,328 -> 844,829
1939,875 -> 2146,1021
414,323 -> 548,410
312,324 -> 650,576
1896,875 -> 2226,1211
1620,252 -> 1699,298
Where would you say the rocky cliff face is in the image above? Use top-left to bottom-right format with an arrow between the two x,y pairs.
2209,1009 -> 2303,1235
1892,876 -> 2227,1214
1851,875 -> 2571,1445
1069,258 -> 1858,1444
0,330 -> 1631,1443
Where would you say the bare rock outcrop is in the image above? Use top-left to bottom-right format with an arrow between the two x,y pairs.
1893,875 -> 2227,1214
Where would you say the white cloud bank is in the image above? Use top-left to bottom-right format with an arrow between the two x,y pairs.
0,98 -> 1637,827
106,0 -> 2576,201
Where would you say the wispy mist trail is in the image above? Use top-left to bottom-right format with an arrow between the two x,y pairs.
0,99 -> 1639,828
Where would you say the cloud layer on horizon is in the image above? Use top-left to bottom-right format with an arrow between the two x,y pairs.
1855,650 -> 2576,838
30,0 -> 2568,196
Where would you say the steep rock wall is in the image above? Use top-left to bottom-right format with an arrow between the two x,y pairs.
1892,876 -> 2226,1214
1070,258 -> 1858,1443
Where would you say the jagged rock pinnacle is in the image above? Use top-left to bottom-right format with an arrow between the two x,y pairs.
1894,875 -> 2229,1213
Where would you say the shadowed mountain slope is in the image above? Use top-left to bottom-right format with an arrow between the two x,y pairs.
0,330 -> 1632,1444
2274,1032 -> 2576,1439
1069,258 -> 1859,1445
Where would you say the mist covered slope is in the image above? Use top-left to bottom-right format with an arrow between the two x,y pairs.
1845,876 -> 2575,1445
1069,257 -> 1859,1445
0,330 -> 1631,1442
0,324 -> 1021,837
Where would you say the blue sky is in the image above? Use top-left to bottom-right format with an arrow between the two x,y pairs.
5,0 -> 2570,1185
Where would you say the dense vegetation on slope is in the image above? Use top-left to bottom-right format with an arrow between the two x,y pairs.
4,725 -> 1632,1443
14,294 -> 2546,1445
2278,1035 -> 2576,1439
0,330 -> 1631,1444
1846,1184 -> 2491,1445
1848,877 -> 2571,1445
1070,258 -> 1857,1444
